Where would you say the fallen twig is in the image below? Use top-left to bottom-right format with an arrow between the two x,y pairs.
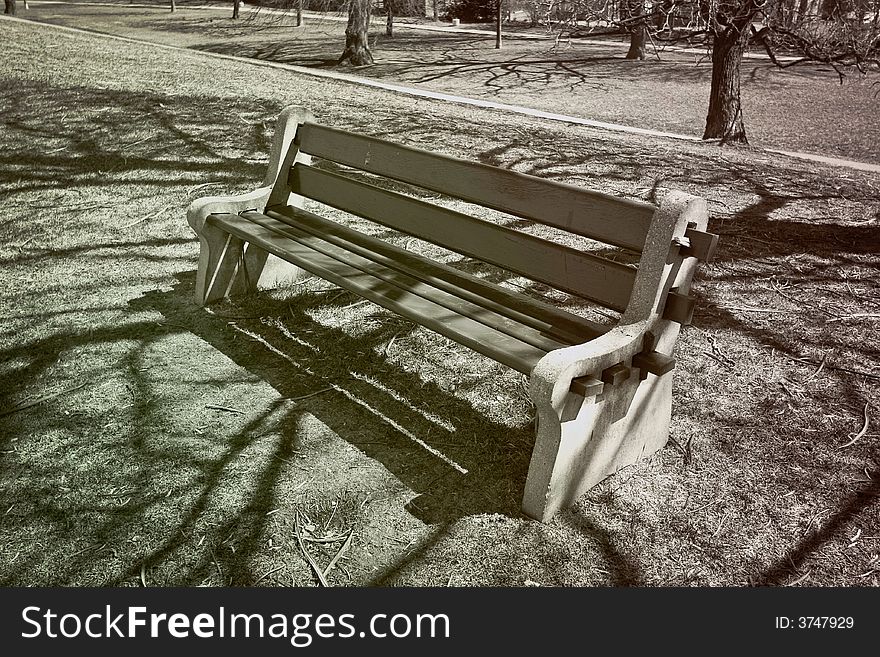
720,305 -> 795,314
785,355 -> 880,381
839,403 -> 870,449
786,570 -> 811,586
322,530 -> 353,580
67,542 -> 107,559
285,387 -> 335,403
205,404 -> 245,414
0,382 -> 89,417
803,354 -> 828,383
17,235 -> 36,252
295,511 -> 329,587
188,182 -> 224,193
825,313 -> 880,323
121,207 -> 168,229
210,548 -> 224,583
253,566 -> 285,586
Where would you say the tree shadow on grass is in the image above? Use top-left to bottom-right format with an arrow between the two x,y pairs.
190,31 -> 714,96
2,64 -> 878,585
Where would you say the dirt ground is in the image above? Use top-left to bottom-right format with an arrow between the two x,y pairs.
1,9 -> 879,587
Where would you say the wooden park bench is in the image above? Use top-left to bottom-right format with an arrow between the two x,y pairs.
187,106 -> 718,522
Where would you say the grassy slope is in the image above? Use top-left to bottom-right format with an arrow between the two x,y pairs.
0,14 -> 878,587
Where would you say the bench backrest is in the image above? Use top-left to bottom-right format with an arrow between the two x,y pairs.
264,108 -> 709,322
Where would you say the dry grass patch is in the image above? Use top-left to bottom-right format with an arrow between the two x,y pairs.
0,16 -> 878,587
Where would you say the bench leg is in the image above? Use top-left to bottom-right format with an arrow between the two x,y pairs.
522,372 -> 673,522
193,217 -> 314,306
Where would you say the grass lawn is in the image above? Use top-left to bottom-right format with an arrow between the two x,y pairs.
15,1 -> 880,164
0,7 -> 878,587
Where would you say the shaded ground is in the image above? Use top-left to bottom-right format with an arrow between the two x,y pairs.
17,2 -> 880,164
1,15 -> 879,587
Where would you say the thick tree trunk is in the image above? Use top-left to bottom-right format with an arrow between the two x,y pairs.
703,26 -> 749,144
626,24 -> 647,60
4,0 -> 16,15
233,0 -> 240,19
625,1 -> 646,60
339,0 -> 374,66
170,0 -> 175,12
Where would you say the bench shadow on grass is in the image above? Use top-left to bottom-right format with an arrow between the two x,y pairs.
132,273 -> 535,518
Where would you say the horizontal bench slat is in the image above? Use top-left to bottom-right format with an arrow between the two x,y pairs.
240,211 -> 571,353
264,206 -> 607,345
289,164 -> 637,312
295,123 -> 656,252
207,213 -> 561,374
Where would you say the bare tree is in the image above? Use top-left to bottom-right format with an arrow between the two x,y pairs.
693,0 -> 880,142
233,0 -> 241,19
340,0 -> 374,65
386,0 -> 395,37
625,0 -> 649,59
699,0 -> 760,142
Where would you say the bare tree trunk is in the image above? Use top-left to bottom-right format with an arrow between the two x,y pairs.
170,0 -> 176,13
233,0 -> 240,19
340,0 -> 374,66
624,0 -> 647,60
496,0 -> 503,49
433,0 -> 438,21
703,26 -> 749,144
4,0 -> 16,15
626,25 -> 647,59
386,0 -> 393,37
297,0 -> 303,26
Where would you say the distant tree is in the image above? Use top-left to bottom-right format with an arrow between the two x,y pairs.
699,0 -> 761,142
233,0 -> 241,18
4,0 -> 15,16
624,0 -> 649,59
386,0 -> 395,36
340,0 -> 374,65
695,0 -> 880,142
444,0 -> 498,21
170,0 -> 176,12
509,0 -> 879,144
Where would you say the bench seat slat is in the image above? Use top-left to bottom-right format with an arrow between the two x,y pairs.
242,211 -> 570,353
290,164 -> 637,312
295,123 -> 656,252
207,213 -> 565,374
264,205 -> 607,345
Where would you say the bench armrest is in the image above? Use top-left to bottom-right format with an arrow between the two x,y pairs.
531,319 -> 651,415
187,186 -> 273,235
531,190 -> 710,416
187,106 -> 315,236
